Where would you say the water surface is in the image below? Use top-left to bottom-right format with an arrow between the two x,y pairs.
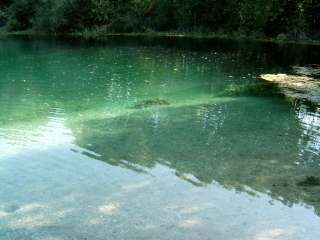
0,37 -> 320,240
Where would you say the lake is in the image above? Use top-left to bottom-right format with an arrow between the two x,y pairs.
0,36 -> 319,240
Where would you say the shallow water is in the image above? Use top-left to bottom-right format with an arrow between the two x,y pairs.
0,37 -> 320,240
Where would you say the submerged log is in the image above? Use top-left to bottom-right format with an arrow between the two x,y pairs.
260,74 -> 320,105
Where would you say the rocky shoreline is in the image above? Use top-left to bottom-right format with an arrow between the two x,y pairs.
261,66 -> 320,105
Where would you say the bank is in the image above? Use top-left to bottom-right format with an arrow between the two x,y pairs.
1,28 -> 320,46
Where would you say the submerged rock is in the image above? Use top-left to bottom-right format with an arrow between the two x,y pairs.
298,176 -> 320,187
132,98 -> 170,109
260,74 -> 320,105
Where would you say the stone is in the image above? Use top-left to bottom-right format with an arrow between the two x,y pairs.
260,74 -> 320,105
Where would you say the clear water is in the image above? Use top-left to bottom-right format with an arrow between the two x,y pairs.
0,36 -> 320,240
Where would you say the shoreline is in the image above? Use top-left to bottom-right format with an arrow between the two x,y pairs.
1,29 -> 320,46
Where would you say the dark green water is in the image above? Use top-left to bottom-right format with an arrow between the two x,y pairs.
0,36 -> 320,240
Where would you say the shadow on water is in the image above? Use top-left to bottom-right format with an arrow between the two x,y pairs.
4,34 -> 320,65
71,97 -> 320,215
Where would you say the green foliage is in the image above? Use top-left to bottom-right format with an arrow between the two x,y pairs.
34,0 -> 96,32
276,33 -> 288,42
3,0 -> 320,39
7,0 -> 39,31
32,0 -> 66,32
0,9 -> 7,27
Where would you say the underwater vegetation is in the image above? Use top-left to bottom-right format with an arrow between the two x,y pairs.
223,82 -> 280,97
132,98 -> 170,109
298,176 -> 320,187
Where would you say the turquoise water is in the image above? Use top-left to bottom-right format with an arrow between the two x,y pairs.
0,37 -> 320,240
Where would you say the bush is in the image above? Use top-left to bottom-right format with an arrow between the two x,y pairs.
0,9 -> 7,27
7,0 -> 39,31
276,33 -> 288,42
3,0 -> 320,40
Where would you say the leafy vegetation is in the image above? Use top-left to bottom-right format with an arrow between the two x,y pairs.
1,0 -> 320,40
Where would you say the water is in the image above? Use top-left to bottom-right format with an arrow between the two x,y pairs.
0,36 -> 320,240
